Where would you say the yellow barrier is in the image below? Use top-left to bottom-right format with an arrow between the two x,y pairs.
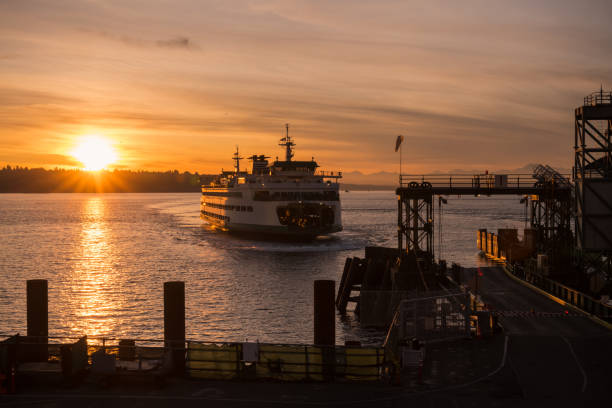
256,345 -> 323,381
345,347 -> 382,381
187,342 -> 385,382
187,343 -> 240,379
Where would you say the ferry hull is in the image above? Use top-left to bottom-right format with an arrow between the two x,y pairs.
200,213 -> 341,239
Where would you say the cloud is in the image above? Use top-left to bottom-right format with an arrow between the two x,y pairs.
0,88 -> 81,106
156,36 -> 197,50
77,28 -> 198,50
0,0 -> 610,173
20,153 -> 81,167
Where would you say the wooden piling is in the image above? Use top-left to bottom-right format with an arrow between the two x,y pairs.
314,280 -> 336,381
336,259 -> 357,313
314,280 -> 335,346
335,258 -> 352,308
164,281 -> 185,375
26,279 -> 48,362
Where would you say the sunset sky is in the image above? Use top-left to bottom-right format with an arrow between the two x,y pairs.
1,0 -> 610,174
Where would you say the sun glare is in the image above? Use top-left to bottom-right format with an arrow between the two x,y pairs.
71,136 -> 118,171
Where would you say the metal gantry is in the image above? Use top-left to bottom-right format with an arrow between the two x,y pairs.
397,174 -> 573,268
528,187 -> 573,266
397,187 -> 434,258
529,165 -> 574,265
574,89 -> 612,250
574,89 -> 612,277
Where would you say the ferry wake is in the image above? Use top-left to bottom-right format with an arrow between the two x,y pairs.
200,125 -> 343,239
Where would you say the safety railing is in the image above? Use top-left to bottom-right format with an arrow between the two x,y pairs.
399,173 -> 572,190
584,90 -> 612,106
317,170 -> 343,179
0,335 -> 385,383
0,334 -> 167,375
505,264 -> 612,322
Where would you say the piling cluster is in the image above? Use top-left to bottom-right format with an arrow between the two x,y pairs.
336,246 -> 460,328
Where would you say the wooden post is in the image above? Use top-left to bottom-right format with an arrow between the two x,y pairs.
314,280 -> 335,345
26,279 -> 48,362
314,280 -> 335,381
164,281 -> 185,375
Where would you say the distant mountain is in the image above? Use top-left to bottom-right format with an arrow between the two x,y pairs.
341,171 -> 398,186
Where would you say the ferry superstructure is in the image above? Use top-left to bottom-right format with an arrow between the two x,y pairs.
200,126 -> 342,238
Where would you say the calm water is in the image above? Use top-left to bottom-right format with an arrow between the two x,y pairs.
0,192 -> 526,344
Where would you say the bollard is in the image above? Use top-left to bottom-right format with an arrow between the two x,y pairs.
314,280 -> 335,381
164,281 -> 185,375
26,280 -> 48,362
314,280 -> 335,345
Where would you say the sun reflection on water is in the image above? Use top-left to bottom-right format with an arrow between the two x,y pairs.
66,196 -> 121,337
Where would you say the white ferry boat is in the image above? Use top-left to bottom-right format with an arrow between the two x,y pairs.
200,126 -> 343,238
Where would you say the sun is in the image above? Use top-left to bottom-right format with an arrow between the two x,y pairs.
71,136 -> 118,171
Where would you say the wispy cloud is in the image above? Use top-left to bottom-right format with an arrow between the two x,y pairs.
156,36 -> 197,49
78,28 -> 198,50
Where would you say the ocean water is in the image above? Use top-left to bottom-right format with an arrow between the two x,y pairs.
0,192 -> 526,344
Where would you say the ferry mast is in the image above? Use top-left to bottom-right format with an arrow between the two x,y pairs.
279,123 -> 295,162
232,146 -> 243,174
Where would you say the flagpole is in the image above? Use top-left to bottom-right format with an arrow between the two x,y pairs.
395,135 -> 404,185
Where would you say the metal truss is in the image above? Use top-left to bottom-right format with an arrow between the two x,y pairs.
397,189 -> 433,258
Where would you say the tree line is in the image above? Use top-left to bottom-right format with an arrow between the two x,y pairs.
0,166 -> 216,193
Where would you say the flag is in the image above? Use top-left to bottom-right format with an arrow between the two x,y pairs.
395,135 -> 404,152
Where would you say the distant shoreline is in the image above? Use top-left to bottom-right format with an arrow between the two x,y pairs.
0,185 -> 395,193
1,166 -> 395,193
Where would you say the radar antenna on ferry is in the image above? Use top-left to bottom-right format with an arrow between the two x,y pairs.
232,145 -> 243,174
279,123 -> 295,162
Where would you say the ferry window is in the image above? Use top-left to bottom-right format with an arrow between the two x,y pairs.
253,191 -> 270,201
248,206 -> 253,212
202,191 -> 242,198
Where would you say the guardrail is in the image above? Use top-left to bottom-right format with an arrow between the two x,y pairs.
399,174 -> 572,189
317,170 -> 342,179
505,264 -> 612,322
0,335 -> 386,384
584,90 -> 612,106
399,174 -> 533,189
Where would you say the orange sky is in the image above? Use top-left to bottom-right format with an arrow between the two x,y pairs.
1,0 -> 610,174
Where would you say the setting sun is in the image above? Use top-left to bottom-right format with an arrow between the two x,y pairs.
71,136 -> 118,171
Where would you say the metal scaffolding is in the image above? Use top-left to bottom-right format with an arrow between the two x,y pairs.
397,187 -> 434,258
574,89 -> 612,276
